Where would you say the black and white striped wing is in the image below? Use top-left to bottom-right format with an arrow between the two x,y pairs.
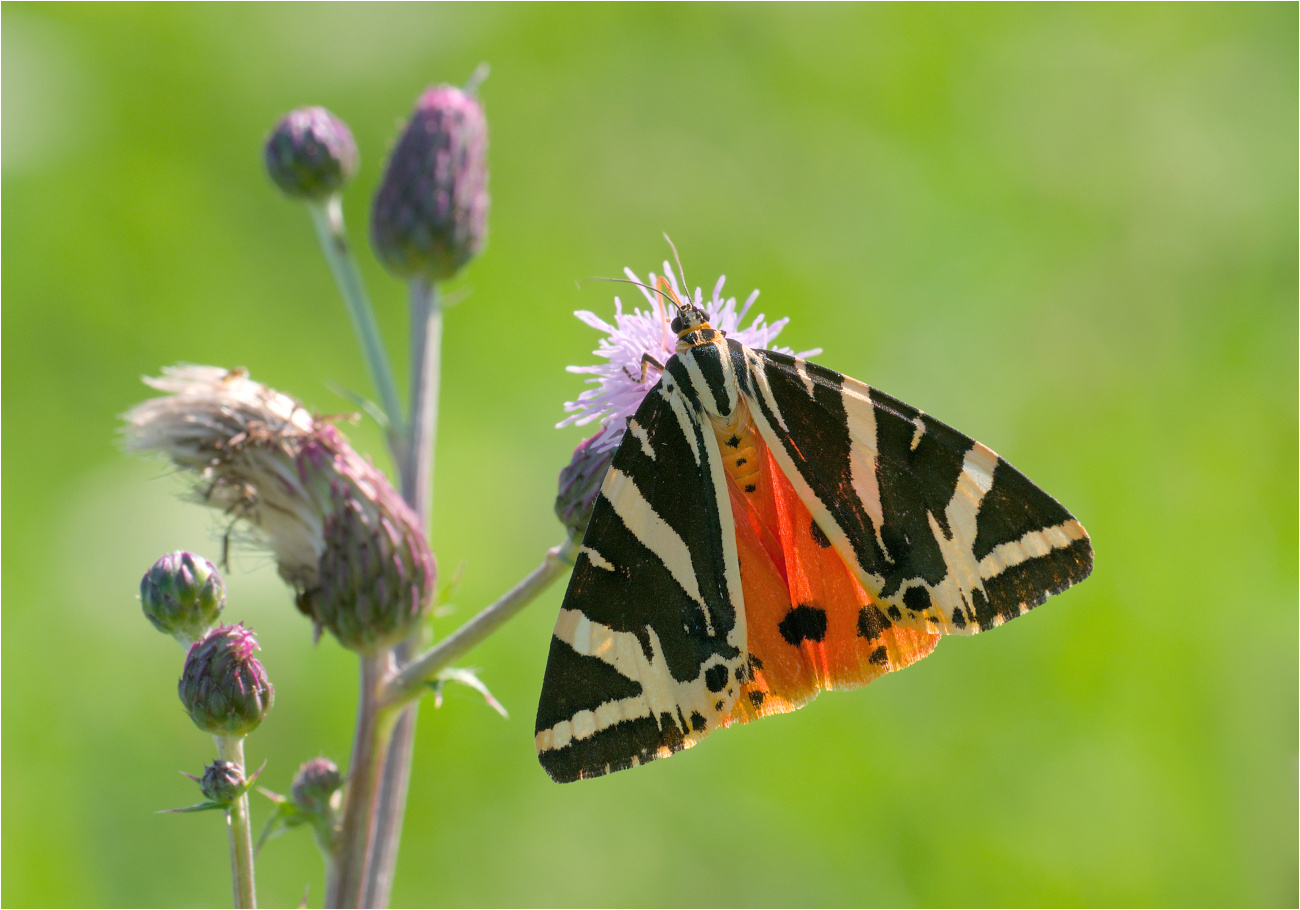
536,380 -> 748,783
742,346 -> 1092,635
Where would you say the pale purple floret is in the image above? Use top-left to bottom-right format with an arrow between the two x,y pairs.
559,263 -> 820,452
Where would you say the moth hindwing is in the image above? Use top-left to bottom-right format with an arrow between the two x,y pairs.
538,307 -> 1092,783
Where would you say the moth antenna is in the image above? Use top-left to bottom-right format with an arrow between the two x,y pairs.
663,233 -> 688,299
583,275 -> 683,311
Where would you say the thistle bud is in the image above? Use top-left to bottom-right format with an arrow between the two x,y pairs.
306,439 -> 435,653
291,757 -> 342,818
140,551 -> 225,644
178,624 -> 274,737
370,83 -> 488,281
264,106 -> 359,200
555,435 -> 614,540
199,760 -> 246,805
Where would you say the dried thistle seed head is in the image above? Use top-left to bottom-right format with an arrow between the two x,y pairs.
200,760 -> 247,805
291,757 -> 342,818
264,106 -> 359,200
370,83 -> 488,281
555,435 -> 615,540
140,551 -> 225,645
123,366 -> 436,654
178,624 -> 274,737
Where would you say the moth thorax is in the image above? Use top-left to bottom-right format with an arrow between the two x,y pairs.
675,327 -> 724,352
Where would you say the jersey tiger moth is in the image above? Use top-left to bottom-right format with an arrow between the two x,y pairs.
537,273 -> 1093,783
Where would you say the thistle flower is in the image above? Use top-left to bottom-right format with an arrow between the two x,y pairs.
559,264 -> 819,452
370,83 -> 489,281
123,366 -> 435,654
140,551 -> 225,645
264,106 -> 359,201
199,760 -> 247,805
179,624 -> 274,737
291,757 -> 343,818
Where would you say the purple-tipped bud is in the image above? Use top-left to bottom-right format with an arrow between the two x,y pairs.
291,757 -> 342,817
305,434 -> 435,653
555,435 -> 614,540
140,551 -> 225,644
178,624 -> 274,737
264,106 -> 359,201
370,84 -> 488,281
200,760 -> 246,805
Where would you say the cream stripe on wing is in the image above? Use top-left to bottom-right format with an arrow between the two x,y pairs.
978,519 -> 1088,579
840,382 -> 889,556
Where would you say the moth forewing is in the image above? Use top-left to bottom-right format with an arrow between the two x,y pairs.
536,368 -> 749,783
742,348 -> 1092,636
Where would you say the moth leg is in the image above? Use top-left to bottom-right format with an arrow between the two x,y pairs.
624,354 -> 665,384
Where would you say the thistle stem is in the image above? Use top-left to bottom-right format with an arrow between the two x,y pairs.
366,278 -> 443,907
216,735 -> 257,909
383,538 -> 581,711
329,654 -> 398,908
403,276 -> 442,521
307,196 -> 404,447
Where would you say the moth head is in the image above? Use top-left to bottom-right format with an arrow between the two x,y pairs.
656,276 -> 714,336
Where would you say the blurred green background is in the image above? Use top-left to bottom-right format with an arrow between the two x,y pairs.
3,4 -> 1295,907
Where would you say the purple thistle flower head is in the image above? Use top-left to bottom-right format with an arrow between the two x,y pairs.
558,263 -> 820,453
264,106 -> 359,201
123,366 -> 436,655
370,83 -> 489,282
178,624 -> 274,737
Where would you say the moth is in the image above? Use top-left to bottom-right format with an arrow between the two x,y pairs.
537,278 -> 1092,783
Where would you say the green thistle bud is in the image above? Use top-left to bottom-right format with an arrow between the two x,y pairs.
140,551 -> 225,644
555,435 -> 614,540
370,83 -> 489,281
291,757 -> 342,818
305,430 -> 435,654
178,624 -> 274,737
200,760 -> 246,805
264,106 -> 359,200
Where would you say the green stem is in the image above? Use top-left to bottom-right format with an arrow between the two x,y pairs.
216,735 -> 257,909
382,538 -> 580,712
307,196 -> 404,447
328,655 -> 397,908
366,278 -> 443,908
402,277 -> 442,518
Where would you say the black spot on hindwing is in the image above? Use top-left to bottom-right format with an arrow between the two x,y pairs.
856,605 -> 893,640
778,605 -> 828,645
